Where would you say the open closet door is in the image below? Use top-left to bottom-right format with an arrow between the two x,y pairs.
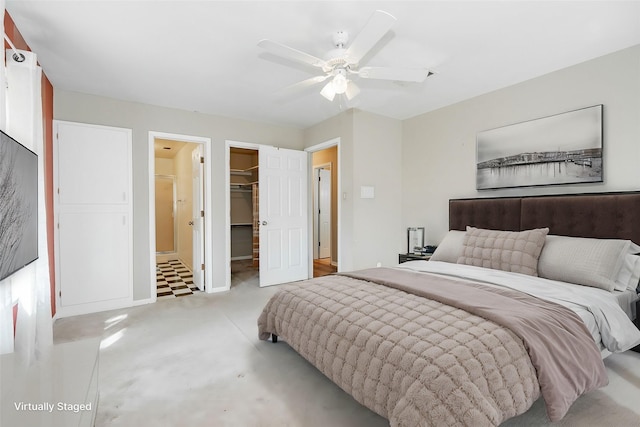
259,146 -> 308,287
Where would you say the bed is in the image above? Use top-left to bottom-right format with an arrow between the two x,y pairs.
258,192 -> 640,426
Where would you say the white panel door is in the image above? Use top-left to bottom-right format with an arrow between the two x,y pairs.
259,146 -> 308,287
55,121 -> 132,316
58,211 -> 130,306
192,145 -> 205,291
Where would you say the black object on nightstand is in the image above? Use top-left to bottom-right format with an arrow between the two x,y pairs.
632,298 -> 640,353
399,253 -> 431,263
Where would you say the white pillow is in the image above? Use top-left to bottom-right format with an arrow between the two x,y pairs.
538,235 -> 632,292
614,242 -> 640,292
430,230 -> 466,263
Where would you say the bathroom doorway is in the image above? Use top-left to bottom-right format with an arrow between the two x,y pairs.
309,142 -> 339,277
149,131 -> 212,301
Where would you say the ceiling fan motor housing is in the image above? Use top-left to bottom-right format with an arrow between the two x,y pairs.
332,31 -> 349,48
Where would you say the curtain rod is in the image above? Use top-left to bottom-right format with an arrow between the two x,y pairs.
3,33 -> 26,63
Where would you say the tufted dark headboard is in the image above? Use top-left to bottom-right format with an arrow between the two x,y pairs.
450,192 -> 640,244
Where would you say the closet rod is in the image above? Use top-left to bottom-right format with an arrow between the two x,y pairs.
230,187 -> 252,193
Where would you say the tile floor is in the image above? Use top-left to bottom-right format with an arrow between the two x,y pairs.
156,259 -> 199,299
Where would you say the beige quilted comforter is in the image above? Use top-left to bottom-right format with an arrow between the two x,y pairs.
257,268 -> 607,426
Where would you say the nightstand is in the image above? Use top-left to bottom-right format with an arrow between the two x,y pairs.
632,297 -> 640,353
399,253 -> 432,263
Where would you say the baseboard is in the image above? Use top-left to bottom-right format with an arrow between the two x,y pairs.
131,297 -> 154,307
56,297 -> 133,318
206,285 -> 230,294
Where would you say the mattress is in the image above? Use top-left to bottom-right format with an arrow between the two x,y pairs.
399,260 -> 640,354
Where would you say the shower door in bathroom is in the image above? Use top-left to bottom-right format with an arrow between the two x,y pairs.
155,175 -> 177,253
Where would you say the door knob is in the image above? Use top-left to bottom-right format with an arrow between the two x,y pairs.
188,221 -> 194,226
262,221 -> 268,226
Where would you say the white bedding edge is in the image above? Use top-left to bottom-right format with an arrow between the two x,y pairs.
396,260 -> 640,354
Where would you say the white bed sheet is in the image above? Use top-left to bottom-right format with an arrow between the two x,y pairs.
396,260 -> 640,354
613,289 -> 638,320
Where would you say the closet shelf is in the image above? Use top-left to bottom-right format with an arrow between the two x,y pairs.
230,165 -> 258,175
230,181 -> 258,186
231,223 -> 252,226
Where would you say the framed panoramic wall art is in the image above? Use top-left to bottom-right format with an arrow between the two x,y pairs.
476,105 -> 603,190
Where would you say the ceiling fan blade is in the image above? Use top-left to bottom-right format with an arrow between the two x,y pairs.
258,39 -> 327,69
280,75 -> 329,95
344,10 -> 396,66
358,66 -> 432,82
273,75 -> 331,104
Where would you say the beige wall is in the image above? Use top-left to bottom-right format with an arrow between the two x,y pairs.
154,176 -> 175,252
52,45 -> 639,298
54,90 -> 304,300
402,45 -> 640,246
155,157 -> 174,175
352,110 -> 404,268
304,109 -> 403,270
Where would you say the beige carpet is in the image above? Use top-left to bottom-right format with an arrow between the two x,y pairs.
53,270 -> 640,427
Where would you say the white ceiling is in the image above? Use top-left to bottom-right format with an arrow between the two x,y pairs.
6,1 -> 640,129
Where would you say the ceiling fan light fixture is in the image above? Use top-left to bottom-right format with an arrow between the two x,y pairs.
332,72 -> 348,94
345,81 -> 360,101
320,81 -> 336,101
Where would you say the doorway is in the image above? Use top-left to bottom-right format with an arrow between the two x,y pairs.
310,144 -> 339,277
225,141 -> 310,289
148,132 -> 212,301
229,147 -> 259,286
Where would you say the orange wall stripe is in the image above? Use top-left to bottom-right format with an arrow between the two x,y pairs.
4,12 -> 57,318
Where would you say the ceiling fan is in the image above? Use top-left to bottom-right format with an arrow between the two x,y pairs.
258,10 -> 432,102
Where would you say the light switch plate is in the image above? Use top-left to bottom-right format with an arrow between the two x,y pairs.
360,186 -> 375,199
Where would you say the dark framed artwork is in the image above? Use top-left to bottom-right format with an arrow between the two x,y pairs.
0,130 -> 38,281
476,105 -> 603,190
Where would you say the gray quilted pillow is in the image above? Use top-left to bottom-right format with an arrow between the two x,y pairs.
457,227 -> 549,276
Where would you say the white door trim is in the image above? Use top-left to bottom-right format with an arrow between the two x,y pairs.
305,137 -> 341,274
192,144 -> 205,291
148,131 -> 212,299
224,140 -> 263,290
